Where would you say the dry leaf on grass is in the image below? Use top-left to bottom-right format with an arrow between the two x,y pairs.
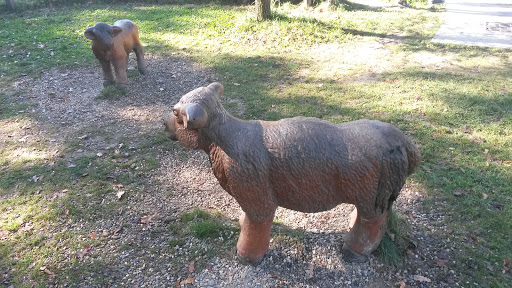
46,189 -> 69,201
39,266 -> 56,278
76,244 -> 93,260
116,190 -> 126,200
504,259 -> 512,272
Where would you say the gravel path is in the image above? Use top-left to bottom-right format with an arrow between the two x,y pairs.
9,52 -> 460,287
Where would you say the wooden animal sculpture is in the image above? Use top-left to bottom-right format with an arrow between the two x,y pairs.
84,19 -> 147,90
164,83 -> 421,265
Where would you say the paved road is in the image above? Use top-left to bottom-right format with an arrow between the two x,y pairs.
432,0 -> 512,48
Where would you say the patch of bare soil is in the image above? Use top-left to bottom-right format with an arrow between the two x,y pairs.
12,54 -> 457,287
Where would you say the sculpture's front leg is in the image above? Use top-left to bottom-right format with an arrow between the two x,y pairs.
99,59 -> 114,87
237,211 -> 275,265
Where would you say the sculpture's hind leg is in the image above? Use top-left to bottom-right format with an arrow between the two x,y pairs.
133,43 -> 147,75
342,207 -> 389,263
237,211 -> 274,266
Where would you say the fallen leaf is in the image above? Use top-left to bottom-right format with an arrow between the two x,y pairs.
116,190 -> 126,200
187,261 -> 195,273
76,245 -> 93,260
436,259 -> 448,268
482,193 -> 489,199
39,266 -> 55,278
89,232 -> 97,239
179,277 -> 194,285
504,259 -> 512,272
46,190 -> 68,201
305,263 -> 314,280
413,275 -> 431,283
140,213 -> 158,224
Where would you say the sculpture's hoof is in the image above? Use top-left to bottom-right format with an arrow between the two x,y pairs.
115,84 -> 128,92
138,67 -> 148,75
236,252 -> 264,266
103,80 -> 114,87
341,247 -> 368,263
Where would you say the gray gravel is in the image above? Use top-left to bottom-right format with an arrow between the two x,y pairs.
5,53 -> 462,287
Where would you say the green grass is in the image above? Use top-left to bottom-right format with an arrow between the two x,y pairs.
97,85 -> 127,99
1,0 -> 511,286
376,209 -> 410,266
180,208 -> 236,239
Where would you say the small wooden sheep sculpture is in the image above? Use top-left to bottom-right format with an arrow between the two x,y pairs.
164,82 -> 421,265
84,19 -> 147,90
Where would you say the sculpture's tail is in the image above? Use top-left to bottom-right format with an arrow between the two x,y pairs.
404,139 -> 421,176
374,131 -> 421,214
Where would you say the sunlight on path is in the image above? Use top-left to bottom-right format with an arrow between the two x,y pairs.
432,0 -> 512,48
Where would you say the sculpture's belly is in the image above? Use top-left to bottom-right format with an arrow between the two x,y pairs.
269,157 -> 380,213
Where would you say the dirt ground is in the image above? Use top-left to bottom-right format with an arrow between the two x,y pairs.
5,51 -> 459,287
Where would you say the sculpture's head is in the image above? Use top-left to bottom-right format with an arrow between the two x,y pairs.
84,22 -> 123,54
163,82 -> 224,150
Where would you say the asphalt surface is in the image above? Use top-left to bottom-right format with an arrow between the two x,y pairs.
432,0 -> 512,48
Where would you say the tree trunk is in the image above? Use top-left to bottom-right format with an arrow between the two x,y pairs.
304,0 -> 313,7
5,0 -> 14,10
256,0 -> 271,21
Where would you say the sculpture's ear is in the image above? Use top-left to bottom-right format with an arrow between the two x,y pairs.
84,27 -> 96,40
207,82 -> 223,99
184,103 -> 208,129
112,26 -> 123,37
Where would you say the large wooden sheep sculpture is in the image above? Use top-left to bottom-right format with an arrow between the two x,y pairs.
164,82 -> 421,265
84,19 -> 147,91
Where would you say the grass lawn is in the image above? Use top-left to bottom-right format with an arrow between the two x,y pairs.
0,0 -> 511,286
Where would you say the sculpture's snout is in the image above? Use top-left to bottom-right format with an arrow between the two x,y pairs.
163,113 -> 178,141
